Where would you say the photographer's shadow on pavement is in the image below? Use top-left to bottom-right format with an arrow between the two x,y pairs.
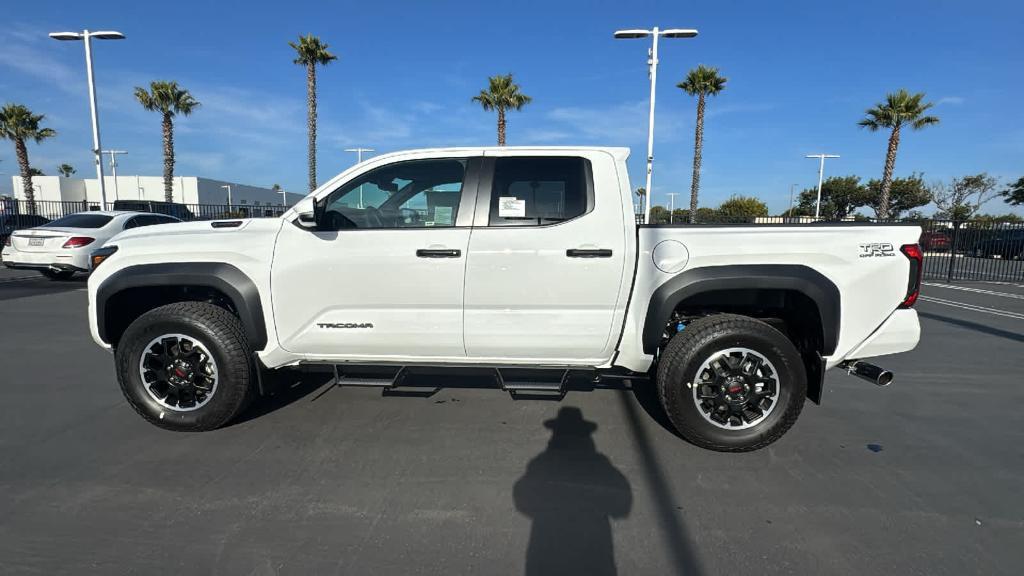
514,407 -> 632,576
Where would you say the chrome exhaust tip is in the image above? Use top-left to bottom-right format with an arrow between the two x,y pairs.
843,361 -> 894,387
48,265 -> 63,273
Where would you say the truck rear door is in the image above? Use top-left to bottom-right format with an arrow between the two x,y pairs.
463,150 -> 629,363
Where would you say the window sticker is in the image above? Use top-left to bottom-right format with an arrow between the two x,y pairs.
433,205 -> 454,225
498,196 -> 526,218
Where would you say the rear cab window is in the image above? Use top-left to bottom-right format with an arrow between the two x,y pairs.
487,156 -> 593,226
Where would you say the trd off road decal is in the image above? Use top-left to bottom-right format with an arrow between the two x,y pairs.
858,243 -> 896,258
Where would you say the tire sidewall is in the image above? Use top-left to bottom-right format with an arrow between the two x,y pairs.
661,319 -> 806,448
116,309 -> 248,431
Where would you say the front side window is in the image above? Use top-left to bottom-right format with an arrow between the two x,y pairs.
319,159 -> 466,230
488,157 -> 591,226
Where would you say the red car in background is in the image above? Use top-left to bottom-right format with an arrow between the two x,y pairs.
920,230 -> 951,252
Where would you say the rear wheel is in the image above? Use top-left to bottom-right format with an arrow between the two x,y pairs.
656,314 -> 806,452
40,269 -> 75,281
115,301 -> 254,431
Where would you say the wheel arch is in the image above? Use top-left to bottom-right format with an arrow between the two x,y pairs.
642,265 -> 840,403
96,263 -> 267,351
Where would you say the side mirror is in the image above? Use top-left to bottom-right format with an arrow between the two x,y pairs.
292,197 -> 318,229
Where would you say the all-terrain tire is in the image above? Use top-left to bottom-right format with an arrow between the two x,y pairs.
115,301 -> 254,431
656,314 -> 806,452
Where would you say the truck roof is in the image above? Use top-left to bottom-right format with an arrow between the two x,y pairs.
358,146 -> 631,163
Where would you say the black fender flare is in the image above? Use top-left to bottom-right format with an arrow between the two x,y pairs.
96,262 -> 267,350
642,264 -> 840,355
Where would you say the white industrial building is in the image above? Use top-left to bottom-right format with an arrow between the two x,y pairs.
8,175 -> 304,207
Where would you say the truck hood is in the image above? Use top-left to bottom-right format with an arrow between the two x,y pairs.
105,218 -> 284,247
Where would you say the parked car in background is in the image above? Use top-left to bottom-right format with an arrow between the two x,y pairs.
2,211 -> 180,279
919,230 -> 951,252
1,213 -> 51,247
112,200 -> 195,221
971,228 -> 1024,259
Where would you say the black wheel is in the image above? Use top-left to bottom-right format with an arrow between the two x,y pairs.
115,301 -> 254,431
656,314 -> 806,452
40,269 -> 75,280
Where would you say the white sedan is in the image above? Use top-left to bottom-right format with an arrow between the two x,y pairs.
1,211 -> 180,280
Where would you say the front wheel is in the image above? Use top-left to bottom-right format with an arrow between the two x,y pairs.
115,301 -> 254,431
656,314 -> 807,452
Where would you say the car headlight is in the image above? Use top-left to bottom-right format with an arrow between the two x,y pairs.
90,245 -> 118,271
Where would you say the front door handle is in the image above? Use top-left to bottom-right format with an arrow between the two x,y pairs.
416,248 -> 462,258
566,248 -> 613,258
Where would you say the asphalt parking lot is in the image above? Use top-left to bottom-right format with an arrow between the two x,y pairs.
1,268 -> 1021,575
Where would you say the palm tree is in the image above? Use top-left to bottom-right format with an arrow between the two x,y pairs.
678,65 -> 727,223
134,81 -> 200,202
472,74 -> 532,146
858,89 -> 939,219
57,163 -> 76,177
0,103 -> 56,214
290,34 -> 338,192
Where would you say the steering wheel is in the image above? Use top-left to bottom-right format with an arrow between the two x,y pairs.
364,206 -> 385,228
324,210 -> 357,230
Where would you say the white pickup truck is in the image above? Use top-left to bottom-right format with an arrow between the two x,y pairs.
87,147 -> 922,451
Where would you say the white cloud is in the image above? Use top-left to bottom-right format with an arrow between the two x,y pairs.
936,96 -> 965,106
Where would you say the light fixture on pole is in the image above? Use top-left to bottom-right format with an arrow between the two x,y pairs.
344,148 -> 375,209
101,149 -> 127,200
805,154 -> 839,219
221,185 -> 232,210
49,29 -> 125,211
666,192 -> 679,224
614,27 -> 698,224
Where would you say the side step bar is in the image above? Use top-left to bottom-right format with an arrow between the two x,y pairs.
329,365 -> 569,398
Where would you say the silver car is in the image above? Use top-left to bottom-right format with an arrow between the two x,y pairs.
1,211 -> 180,280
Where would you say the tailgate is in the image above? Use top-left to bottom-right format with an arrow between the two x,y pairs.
10,229 -> 74,252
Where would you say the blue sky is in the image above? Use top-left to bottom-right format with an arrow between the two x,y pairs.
1,0 -> 1021,214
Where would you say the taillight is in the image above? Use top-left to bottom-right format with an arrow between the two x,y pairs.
900,243 -> 923,308
62,236 -> 95,249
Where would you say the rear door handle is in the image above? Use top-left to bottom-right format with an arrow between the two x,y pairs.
566,248 -> 613,258
416,248 -> 461,258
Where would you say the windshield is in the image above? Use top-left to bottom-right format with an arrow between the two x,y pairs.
41,214 -> 114,229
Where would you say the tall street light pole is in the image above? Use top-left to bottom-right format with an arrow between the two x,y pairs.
345,148 -> 375,209
805,154 -> 839,219
666,192 -> 679,223
614,27 -> 698,224
102,149 -> 127,201
788,183 -> 798,219
221,185 -> 232,210
49,30 -> 125,211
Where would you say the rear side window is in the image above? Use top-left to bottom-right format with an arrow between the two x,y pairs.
488,157 -> 592,226
42,214 -> 113,229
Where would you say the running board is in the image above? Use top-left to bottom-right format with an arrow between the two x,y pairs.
332,365 -> 407,388
496,368 -> 569,399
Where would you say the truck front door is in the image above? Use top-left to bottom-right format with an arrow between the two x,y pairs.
463,151 -> 629,364
271,155 -> 480,359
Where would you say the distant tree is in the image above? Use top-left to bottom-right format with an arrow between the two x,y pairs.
57,163 -> 76,177
930,173 -> 999,221
905,209 -> 927,221
716,194 -> 769,222
866,172 -> 930,219
649,205 -> 670,224
1000,177 -> 1024,206
134,81 -> 200,202
0,103 -> 56,214
672,207 -> 720,224
290,34 -> 338,192
472,74 -> 532,146
678,65 -> 727,223
970,213 -> 1023,223
28,167 -> 44,176
858,90 -> 939,219
796,175 -> 870,220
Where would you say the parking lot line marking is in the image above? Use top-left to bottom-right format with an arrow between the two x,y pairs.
923,282 -> 1024,300
919,295 -> 1024,321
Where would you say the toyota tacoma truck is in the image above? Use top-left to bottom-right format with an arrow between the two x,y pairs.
86,147 -> 922,451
